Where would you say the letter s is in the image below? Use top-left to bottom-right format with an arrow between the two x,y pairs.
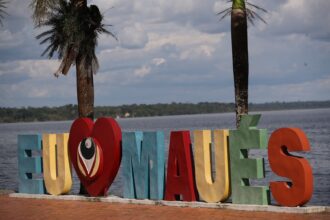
268,128 -> 313,207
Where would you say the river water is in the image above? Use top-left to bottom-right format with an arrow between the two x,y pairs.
0,108 -> 329,205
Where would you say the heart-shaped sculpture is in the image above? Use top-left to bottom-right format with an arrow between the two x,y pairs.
68,117 -> 122,196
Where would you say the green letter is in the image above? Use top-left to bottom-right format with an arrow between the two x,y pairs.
229,115 -> 269,205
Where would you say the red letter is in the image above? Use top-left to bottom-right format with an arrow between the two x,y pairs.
268,128 -> 313,207
164,131 -> 197,201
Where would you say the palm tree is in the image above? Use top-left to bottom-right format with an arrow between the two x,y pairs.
32,0 -> 116,194
34,0 -> 116,120
0,0 -> 7,26
218,0 -> 266,128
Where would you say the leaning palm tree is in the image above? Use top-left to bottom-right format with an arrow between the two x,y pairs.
34,0 -> 116,123
0,0 -> 7,26
32,0 -> 116,193
218,0 -> 266,128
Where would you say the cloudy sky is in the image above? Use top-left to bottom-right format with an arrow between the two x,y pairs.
0,0 -> 329,107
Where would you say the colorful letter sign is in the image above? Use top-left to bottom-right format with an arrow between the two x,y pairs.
165,131 -> 197,201
68,117 -> 122,197
18,134 -> 44,194
16,113 -> 315,207
122,131 -> 165,200
268,128 -> 313,207
42,133 -> 72,195
194,130 -> 230,203
229,115 -> 269,205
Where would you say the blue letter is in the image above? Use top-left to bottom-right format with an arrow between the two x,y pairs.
18,134 -> 45,194
122,131 -> 165,200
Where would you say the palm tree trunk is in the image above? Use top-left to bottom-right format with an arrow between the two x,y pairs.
76,55 -> 94,196
76,63 -> 94,120
231,4 -> 249,128
72,0 -> 94,195
73,0 -> 92,120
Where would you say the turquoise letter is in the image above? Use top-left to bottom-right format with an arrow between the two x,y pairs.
18,134 -> 45,194
229,115 -> 269,205
122,131 -> 165,200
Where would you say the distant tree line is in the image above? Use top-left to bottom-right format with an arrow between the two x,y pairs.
1,101 -> 329,123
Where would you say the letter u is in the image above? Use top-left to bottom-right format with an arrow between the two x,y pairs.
194,130 -> 230,203
43,133 -> 72,195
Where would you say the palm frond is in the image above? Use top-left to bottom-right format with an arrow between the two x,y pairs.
0,0 -> 8,26
246,2 -> 267,13
30,0 -> 59,26
246,7 -> 267,25
217,0 -> 267,25
37,0 -> 117,76
217,7 -> 232,21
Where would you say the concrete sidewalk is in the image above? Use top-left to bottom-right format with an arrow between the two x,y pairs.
0,194 -> 329,220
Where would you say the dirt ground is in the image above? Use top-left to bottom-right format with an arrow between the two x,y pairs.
0,195 -> 329,220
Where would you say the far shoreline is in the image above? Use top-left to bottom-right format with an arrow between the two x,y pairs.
1,106 -> 329,125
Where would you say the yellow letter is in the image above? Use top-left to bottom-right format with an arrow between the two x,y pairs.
43,133 -> 72,195
194,130 -> 230,203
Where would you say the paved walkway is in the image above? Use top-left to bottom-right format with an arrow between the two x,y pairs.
0,195 -> 329,220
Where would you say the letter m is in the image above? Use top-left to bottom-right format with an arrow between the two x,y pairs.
122,131 -> 165,200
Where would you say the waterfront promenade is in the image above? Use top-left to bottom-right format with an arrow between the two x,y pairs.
0,193 -> 329,220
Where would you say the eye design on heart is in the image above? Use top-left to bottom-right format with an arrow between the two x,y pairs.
77,137 -> 103,180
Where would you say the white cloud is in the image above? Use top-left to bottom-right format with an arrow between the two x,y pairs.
251,77 -> 330,103
266,0 -> 330,41
132,0 -> 195,19
213,0 -> 228,14
0,0 -> 330,107
119,23 -> 148,49
152,58 -> 166,66
0,60 -> 61,79
180,45 -> 215,60
134,65 -> 151,78
6,0 -> 31,18
0,30 -> 24,48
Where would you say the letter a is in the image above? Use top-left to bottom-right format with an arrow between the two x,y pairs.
164,131 -> 197,201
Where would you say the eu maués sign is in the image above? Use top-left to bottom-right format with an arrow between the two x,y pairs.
17,114 -> 313,207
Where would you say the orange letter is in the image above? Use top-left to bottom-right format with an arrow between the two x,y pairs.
268,128 -> 313,207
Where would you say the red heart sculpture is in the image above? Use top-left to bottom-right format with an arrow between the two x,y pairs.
68,117 -> 122,196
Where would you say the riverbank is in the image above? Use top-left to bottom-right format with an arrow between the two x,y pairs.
1,101 -> 329,123
0,193 -> 329,220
